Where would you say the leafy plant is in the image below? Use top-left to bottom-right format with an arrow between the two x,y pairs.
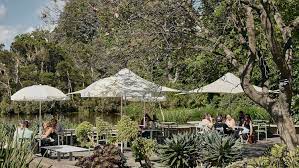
75,121 -> 94,148
75,144 -> 128,168
159,133 -> 200,168
116,115 -> 139,142
200,131 -> 242,167
132,137 -> 157,168
0,123 -> 37,168
95,117 -> 112,143
156,108 -> 199,124
246,144 -> 299,167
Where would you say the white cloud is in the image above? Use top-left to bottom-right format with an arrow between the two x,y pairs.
0,4 -> 7,19
0,25 -> 37,49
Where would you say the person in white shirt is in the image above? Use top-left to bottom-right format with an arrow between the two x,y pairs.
13,120 -> 33,144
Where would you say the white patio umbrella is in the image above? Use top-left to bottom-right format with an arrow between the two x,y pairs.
11,85 -> 69,147
70,68 -> 180,115
188,73 -> 269,94
69,68 -> 179,152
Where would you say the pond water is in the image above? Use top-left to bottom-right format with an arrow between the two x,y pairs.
0,111 -> 120,126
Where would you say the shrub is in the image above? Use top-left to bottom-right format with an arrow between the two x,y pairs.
116,115 -> 139,142
124,103 -> 144,121
200,131 -> 242,167
132,137 -> 157,168
95,117 -> 113,143
75,144 -> 128,168
246,144 -> 299,167
0,124 -> 36,168
158,133 -> 200,168
75,121 -> 94,148
156,108 -> 200,124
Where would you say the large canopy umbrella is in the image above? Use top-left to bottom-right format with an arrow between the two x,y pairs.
11,85 -> 69,145
70,68 -> 179,152
188,73 -> 267,94
70,68 -> 180,115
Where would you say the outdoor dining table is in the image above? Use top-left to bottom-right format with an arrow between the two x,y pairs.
160,122 -> 176,137
41,145 -> 89,161
142,129 -> 162,139
187,121 -> 202,125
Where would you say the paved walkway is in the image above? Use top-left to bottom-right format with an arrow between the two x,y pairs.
30,137 -> 281,168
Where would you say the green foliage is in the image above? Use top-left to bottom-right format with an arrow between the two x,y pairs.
159,132 -> 242,168
75,121 -> 94,148
132,137 -> 157,168
246,144 -> 299,167
200,131 -> 242,167
116,115 -> 139,142
124,103 -> 144,121
159,133 -> 200,168
76,144 -> 128,168
157,108 -> 200,124
95,117 -> 113,143
0,123 -> 36,168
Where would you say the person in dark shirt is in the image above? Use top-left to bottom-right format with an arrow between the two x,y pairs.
239,111 -> 245,126
214,116 -> 230,134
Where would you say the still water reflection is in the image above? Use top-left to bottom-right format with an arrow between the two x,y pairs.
1,111 -> 120,125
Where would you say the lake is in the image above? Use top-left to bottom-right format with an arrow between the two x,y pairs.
0,111 -> 121,126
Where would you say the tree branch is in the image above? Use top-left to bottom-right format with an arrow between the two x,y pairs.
239,5 -> 273,108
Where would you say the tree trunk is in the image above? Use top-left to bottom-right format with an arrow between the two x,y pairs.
272,100 -> 298,150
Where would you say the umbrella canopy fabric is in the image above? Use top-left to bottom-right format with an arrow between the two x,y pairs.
11,85 -> 69,101
188,73 -> 264,94
71,68 -> 179,97
126,95 -> 167,102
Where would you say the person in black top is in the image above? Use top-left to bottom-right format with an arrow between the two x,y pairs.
214,116 -> 230,134
239,111 -> 245,126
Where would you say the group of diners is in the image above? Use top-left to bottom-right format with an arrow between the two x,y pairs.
13,118 -> 62,155
201,111 -> 254,143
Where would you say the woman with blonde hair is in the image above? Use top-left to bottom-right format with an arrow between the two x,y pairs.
225,115 -> 236,129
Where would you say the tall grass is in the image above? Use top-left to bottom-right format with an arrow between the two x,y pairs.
156,108 -> 201,124
0,122 -> 37,168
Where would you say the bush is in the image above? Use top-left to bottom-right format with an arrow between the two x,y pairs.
158,132 -> 242,168
116,115 -> 139,142
75,121 -> 94,148
132,137 -> 157,168
156,108 -> 200,124
95,117 -> 113,143
124,103 -> 144,121
0,123 -> 36,168
200,131 -> 242,167
246,144 -> 299,167
159,133 -> 200,168
75,144 -> 128,168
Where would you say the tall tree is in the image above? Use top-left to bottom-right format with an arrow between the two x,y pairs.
197,0 -> 299,149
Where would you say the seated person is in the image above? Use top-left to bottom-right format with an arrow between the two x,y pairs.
41,118 -> 59,156
225,115 -> 236,129
13,120 -> 33,143
202,113 -> 213,129
240,114 -> 254,143
41,118 -> 58,145
140,113 -> 152,129
214,116 -> 230,134
152,114 -> 159,128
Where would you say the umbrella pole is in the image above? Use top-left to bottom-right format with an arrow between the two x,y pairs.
159,102 -> 165,121
39,101 -> 42,152
143,101 -> 146,128
120,96 -> 123,152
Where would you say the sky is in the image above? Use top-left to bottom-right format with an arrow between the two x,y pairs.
0,0 -> 65,49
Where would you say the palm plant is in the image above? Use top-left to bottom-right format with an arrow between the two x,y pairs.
200,131 -> 242,167
158,133 -> 200,168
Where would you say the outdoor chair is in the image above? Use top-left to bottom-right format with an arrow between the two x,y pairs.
256,123 -> 268,141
